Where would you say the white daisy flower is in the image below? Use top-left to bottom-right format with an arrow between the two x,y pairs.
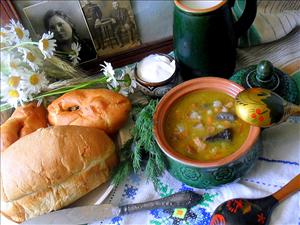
6,19 -> 31,44
21,48 -> 42,71
38,31 -> 56,59
1,87 -> 26,108
123,66 -> 137,88
9,56 -> 23,71
1,51 -> 25,75
1,70 -> 22,91
118,66 -> 136,95
0,27 -> 10,47
100,61 -> 119,89
69,42 -> 81,66
21,71 -> 49,98
1,74 -> 22,90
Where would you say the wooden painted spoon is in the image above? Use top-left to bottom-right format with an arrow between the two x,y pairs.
210,174 -> 300,225
235,88 -> 300,127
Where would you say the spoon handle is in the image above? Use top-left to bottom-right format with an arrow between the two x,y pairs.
286,103 -> 300,116
272,174 -> 300,202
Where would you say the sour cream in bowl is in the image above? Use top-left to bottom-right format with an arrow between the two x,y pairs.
135,53 -> 180,97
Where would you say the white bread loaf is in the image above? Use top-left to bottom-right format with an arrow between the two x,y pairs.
1,126 -> 118,223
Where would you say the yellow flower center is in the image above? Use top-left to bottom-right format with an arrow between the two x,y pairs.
0,31 -> 6,37
0,42 -> 6,48
27,52 -> 36,62
15,27 -> 24,39
10,61 -> 18,69
8,89 -> 19,98
42,39 -> 49,50
30,74 -> 39,85
8,76 -> 20,87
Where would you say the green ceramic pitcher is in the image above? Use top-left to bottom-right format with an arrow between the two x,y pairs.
174,0 -> 257,79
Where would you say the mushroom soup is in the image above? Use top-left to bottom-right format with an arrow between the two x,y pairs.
164,90 -> 250,161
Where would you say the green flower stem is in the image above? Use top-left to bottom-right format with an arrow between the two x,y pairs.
0,42 -> 38,51
54,51 -> 73,56
36,76 -> 107,98
0,103 -> 12,112
0,76 -> 108,112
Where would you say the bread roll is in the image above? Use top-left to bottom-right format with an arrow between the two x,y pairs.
1,102 -> 48,151
47,89 -> 131,134
1,126 -> 118,223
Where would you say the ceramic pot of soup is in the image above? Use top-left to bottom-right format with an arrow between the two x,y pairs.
153,77 -> 261,188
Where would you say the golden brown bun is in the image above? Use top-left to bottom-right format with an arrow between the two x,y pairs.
47,89 -> 131,134
1,126 -> 117,223
0,102 -> 48,151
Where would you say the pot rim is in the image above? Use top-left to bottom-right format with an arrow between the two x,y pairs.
153,77 -> 261,168
174,0 -> 227,14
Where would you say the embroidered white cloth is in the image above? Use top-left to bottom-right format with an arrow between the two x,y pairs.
90,122 -> 299,225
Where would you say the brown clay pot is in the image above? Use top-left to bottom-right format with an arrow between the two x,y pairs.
153,77 -> 261,188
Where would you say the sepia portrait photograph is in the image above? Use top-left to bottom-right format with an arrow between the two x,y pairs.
23,1 -> 97,65
79,0 -> 141,57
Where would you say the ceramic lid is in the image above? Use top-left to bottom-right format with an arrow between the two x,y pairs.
230,60 -> 299,104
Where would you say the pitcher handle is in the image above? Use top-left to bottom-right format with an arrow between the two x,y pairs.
232,0 -> 257,38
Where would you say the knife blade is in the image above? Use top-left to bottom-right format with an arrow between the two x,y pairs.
22,191 -> 202,225
22,204 -> 119,225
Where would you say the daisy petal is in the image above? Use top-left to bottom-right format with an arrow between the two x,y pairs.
6,19 -> 31,44
38,31 -> 57,59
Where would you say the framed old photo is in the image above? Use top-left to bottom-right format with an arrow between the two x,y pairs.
2,0 -> 173,73
23,0 -> 97,65
79,0 -> 141,57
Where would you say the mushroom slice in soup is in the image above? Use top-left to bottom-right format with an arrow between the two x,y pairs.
206,128 -> 233,142
216,112 -> 236,122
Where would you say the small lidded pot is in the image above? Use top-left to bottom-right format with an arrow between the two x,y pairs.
135,53 -> 180,97
230,60 -> 299,104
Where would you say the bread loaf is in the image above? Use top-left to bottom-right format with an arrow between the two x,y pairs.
47,89 -> 131,134
1,126 -> 118,223
0,102 -> 48,151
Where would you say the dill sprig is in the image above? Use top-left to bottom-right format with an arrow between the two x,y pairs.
112,138 -> 134,186
112,100 -> 167,189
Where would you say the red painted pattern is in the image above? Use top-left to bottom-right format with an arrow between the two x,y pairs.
226,199 -> 243,214
257,212 -> 266,224
210,213 -> 226,225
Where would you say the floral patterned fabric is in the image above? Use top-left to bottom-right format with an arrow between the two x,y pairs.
89,121 -> 299,225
